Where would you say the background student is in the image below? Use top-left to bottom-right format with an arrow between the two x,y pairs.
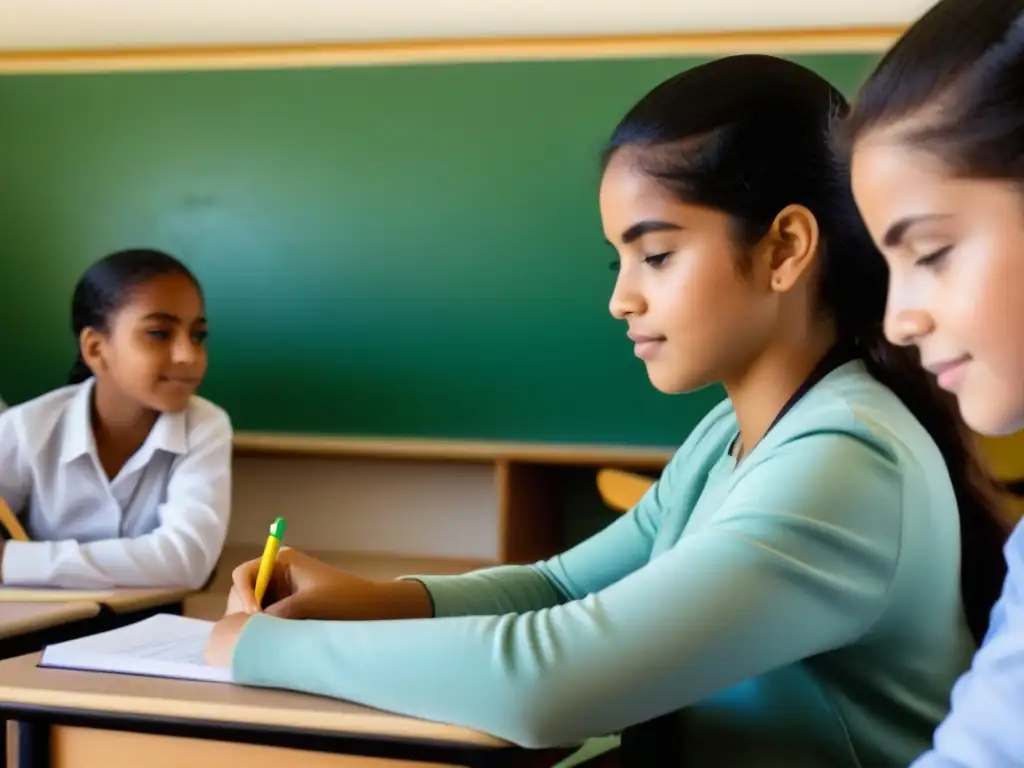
0,248 -> 232,589
843,0 -> 1024,765
206,56 -> 1005,767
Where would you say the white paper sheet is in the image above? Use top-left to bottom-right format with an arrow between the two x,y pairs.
40,613 -> 233,684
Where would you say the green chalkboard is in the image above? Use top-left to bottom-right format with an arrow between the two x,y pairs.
0,52 -> 879,445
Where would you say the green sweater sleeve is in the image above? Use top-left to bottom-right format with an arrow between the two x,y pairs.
231,432 -> 901,749
407,461 -> 674,617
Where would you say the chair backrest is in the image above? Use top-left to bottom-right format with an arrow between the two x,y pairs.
596,468 -> 655,513
976,432 -> 1024,527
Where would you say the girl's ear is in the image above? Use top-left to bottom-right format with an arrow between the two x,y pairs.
753,204 -> 821,292
79,327 -> 107,376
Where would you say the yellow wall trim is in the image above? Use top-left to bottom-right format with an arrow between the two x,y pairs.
0,26 -> 902,74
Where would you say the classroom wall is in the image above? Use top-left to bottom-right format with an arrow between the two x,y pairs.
0,0 -> 935,51
229,457 -> 500,560
0,48 -> 879,561
6,3 -> 1009,565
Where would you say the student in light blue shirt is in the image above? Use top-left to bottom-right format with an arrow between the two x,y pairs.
844,0 -> 1024,764
205,56 -> 1008,766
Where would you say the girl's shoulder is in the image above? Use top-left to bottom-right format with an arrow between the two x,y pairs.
663,396 -> 739,473
766,361 -> 946,479
178,394 -> 233,449
0,383 -> 93,466
0,382 -> 86,433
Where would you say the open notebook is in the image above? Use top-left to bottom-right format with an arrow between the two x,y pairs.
40,613 -> 232,684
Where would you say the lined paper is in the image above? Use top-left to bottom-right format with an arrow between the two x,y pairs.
40,613 -> 232,684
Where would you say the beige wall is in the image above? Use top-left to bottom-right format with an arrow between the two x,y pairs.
229,456 -> 499,560
0,0 -> 935,51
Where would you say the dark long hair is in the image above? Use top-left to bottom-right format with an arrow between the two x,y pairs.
68,249 -> 202,385
841,0 -> 1024,181
603,54 -> 1006,645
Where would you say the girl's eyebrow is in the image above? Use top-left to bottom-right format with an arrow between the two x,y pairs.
141,312 -> 208,324
883,214 -> 952,247
620,220 -> 684,245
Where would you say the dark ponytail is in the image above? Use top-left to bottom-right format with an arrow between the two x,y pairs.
68,248 -> 202,387
603,54 -> 1006,644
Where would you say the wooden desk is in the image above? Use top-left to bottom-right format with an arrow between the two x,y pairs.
0,603 -> 102,768
0,603 -> 100,660
0,588 -> 194,651
0,653 -> 566,767
0,588 -> 191,614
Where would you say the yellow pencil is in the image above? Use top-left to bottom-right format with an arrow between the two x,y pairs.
253,516 -> 287,608
0,498 -> 29,541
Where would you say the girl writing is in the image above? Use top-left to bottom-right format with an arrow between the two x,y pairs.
206,57 -> 1004,767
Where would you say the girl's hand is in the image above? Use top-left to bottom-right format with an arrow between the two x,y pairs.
223,547 -> 433,621
225,548 -> 369,619
204,612 -> 251,667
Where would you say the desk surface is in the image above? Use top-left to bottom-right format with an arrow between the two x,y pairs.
0,603 -> 100,641
0,588 -> 192,613
0,652 -> 509,749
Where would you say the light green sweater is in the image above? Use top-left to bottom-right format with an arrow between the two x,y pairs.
232,361 -> 975,766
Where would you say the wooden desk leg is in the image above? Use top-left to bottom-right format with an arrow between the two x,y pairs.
16,721 -> 49,768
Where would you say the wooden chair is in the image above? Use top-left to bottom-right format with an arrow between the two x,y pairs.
596,469 -> 655,514
976,432 -> 1024,528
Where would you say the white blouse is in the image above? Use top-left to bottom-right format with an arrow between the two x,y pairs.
0,379 -> 233,589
